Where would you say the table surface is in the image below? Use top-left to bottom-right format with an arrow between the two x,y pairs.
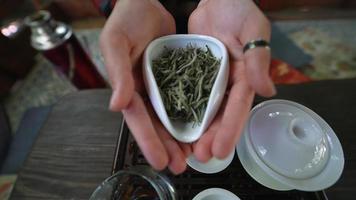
11,79 -> 356,200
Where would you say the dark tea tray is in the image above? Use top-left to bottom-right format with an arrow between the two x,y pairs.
112,121 -> 328,200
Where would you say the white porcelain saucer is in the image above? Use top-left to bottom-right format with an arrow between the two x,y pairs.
237,99 -> 344,191
187,150 -> 235,174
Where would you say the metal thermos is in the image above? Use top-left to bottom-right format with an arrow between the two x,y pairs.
24,10 -> 107,89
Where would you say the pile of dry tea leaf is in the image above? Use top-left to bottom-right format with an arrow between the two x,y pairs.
152,44 -> 221,124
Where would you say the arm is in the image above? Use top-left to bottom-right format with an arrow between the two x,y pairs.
99,0 -> 190,174
188,0 -> 275,161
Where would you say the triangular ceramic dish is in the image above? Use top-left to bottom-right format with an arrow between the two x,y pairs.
143,34 -> 229,143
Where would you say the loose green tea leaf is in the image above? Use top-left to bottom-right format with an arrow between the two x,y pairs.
152,44 -> 221,125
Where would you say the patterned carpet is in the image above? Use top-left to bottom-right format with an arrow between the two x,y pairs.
291,28 -> 356,79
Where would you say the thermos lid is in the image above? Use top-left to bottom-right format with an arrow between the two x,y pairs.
237,99 -> 344,191
24,10 -> 72,50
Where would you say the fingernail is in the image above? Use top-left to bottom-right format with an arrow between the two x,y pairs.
270,80 -> 277,96
212,142 -> 230,160
109,90 -> 118,111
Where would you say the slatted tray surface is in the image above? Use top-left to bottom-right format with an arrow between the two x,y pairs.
113,123 -> 327,200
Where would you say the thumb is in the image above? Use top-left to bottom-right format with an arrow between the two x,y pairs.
100,32 -> 135,111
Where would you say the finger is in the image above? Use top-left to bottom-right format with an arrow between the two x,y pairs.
163,139 -> 187,175
244,46 -> 275,97
212,66 -> 254,159
239,13 -> 276,97
153,125 -> 187,175
193,103 -> 224,162
179,143 -> 192,157
100,29 -> 135,111
193,131 -> 214,163
122,92 -> 168,170
219,36 -> 243,61
147,103 -> 187,174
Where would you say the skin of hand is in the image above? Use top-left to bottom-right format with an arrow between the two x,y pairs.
188,0 -> 276,162
99,0 -> 191,174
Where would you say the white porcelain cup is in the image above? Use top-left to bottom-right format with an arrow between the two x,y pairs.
193,188 -> 240,200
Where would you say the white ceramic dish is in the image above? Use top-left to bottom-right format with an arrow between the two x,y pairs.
187,150 -> 235,174
237,99 -> 344,191
143,34 -> 229,143
192,188 -> 240,200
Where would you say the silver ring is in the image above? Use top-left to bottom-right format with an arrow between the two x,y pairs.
243,39 -> 270,54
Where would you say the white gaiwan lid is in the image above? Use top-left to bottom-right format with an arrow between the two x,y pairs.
249,100 -> 330,179
238,99 -> 344,191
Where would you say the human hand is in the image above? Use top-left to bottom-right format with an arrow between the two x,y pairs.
188,0 -> 276,161
100,0 -> 190,174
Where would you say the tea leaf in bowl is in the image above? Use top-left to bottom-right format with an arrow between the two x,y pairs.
152,44 -> 221,125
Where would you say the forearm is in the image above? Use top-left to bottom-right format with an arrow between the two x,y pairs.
92,0 -> 167,17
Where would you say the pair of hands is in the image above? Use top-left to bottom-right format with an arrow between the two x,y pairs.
100,0 -> 275,174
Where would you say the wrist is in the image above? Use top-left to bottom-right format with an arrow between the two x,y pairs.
253,0 -> 265,10
148,0 -> 170,14
94,0 -> 164,18
92,0 -> 117,17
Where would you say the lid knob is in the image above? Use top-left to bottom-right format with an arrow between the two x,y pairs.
24,10 -> 72,50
